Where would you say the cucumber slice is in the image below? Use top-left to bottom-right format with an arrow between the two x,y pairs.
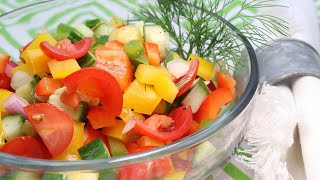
98,169 -> 116,180
15,75 -> 40,103
144,25 -> 168,57
68,30 -> 84,43
77,51 -> 96,68
42,173 -> 66,180
94,23 -> 114,38
21,120 -> 37,137
107,136 -> 128,157
2,114 -> 25,141
2,171 -> 39,180
75,24 -> 94,37
91,35 -> 109,50
163,51 -> 174,67
10,71 -> 33,90
85,19 -> 102,29
123,40 -> 145,59
78,138 -> 111,160
56,23 -> 76,41
192,141 -> 216,166
135,21 -> 144,37
182,78 -> 210,113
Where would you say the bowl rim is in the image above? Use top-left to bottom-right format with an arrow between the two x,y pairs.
0,1 -> 259,171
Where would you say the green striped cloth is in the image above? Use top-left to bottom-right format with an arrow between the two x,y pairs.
2,0 -> 318,179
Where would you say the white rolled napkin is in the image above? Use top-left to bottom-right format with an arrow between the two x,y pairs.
292,76 -> 320,180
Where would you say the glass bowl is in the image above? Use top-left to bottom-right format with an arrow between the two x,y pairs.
0,0 -> 259,179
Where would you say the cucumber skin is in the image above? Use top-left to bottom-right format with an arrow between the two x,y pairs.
192,141 -> 216,166
107,136 -> 128,157
78,138 -> 111,160
42,173 -> 66,180
2,114 -> 25,141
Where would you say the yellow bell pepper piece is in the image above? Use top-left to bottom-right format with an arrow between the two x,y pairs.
48,59 -> 81,79
0,89 -> 12,113
102,120 -> 126,141
135,64 -> 178,103
137,136 -> 164,147
119,108 -> 145,123
53,122 -> 84,160
123,80 -> 162,115
21,33 -> 57,62
163,171 -> 187,180
67,173 -> 99,180
12,63 -> 34,75
27,49 -> 50,74
188,54 -> 216,81
108,17 -> 124,27
0,115 -> 5,146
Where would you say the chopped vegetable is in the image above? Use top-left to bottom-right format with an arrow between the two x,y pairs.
0,54 -> 10,74
187,54 -> 216,81
176,59 -> 199,97
35,77 -> 63,96
48,59 -> 81,79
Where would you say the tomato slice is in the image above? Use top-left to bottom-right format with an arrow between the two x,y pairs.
176,59 -> 199,97
134,105 -> 193,143
0,73 -> 12,91
144,42 -> 161,66
0,136 -> 51,159
35,77 -> 63,96
94,41 -> 133,92
24,103 -> 74,156
0,54 -> 10,74
62,68 -> 123,128
40,37 -> 92,61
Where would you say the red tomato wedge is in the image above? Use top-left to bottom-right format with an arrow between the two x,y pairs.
194,88 -> 234,122
24,103 -> 74,156
176,59 -> 199,97
216,71 -> 236,96
35,77 -> 63,96
40,37 -> 92,61
0,73 -> 11,90
0,136 -> 51,159
94,43 -> 133,92
0,54 -> 10,74
62,68 -> 123,128
144,42 -> 161,66
134,105 -> 193,143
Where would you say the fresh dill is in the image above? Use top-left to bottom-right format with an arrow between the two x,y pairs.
134,0 -> 289,72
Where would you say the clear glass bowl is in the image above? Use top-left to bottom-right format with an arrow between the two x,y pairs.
0,0 -> 259,179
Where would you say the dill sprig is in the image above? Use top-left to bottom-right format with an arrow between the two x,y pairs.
134,0 -> 289,72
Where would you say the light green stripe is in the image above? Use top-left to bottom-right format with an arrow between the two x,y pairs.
67,11 -> 97,25
223,163 -> 251,180
0,28 -> 21,48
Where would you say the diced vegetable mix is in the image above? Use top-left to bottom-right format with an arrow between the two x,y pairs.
0,17 -> 237,179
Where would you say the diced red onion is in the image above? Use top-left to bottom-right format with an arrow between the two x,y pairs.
206,80 -> 216,91
122,119 -> 137,134
4,61 -> 18,78
3,94 -> 29,119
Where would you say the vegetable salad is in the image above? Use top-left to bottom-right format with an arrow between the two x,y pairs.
0,17 -> 236,179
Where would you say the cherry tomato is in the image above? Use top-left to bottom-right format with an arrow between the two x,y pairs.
0,73 -> 11,90
0,136 -> 50,159
63,68 -> 123,118
176,59 -> 199,97
40,37 -> 92,61
94,41 -> 133,92
24,103 -> 74,156
134,105 -> 193,143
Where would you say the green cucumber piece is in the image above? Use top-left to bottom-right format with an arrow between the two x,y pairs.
15,75 -> 40,104
68,30 -> 84,43
21,120 -> 37,137
182,78 -> 210,113
55,23 -> 76,41
91,35 -> 109,50
78,138 -> 111,160
98,169 -> 116,180
77,51 -> 96,68
42,173 -> 66,180
123,40 -> 145,59
94,23 -> 114,38
131,54 -> 148,69
85,19 -> 102,29
192,141 -> 216,166
2,171 -> 39,180
77,101 -> 89,122
107,136 -> 128,157
200,120 -> 212,129
2,114 -> 25,141
75,24 -> 94,37
143,25 -> 168,57
163,51 -> 174,67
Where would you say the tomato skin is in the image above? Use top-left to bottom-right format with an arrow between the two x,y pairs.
35,77 -> 63,96
183,120 -> 200,136
62,67 -> 123,117
87,106 -> 117,129
176,59 -> 199,97
194,88 -> 234,122
40,37 -> 92,61
0,54 -> 10,74
24,103 -> 74,156
95,40 -> 133,92
125,142 -> 157,154
0,136 -> 51,159
60,90 -> 80,108
144,42 -> 161,66
0,73 -> 12,91
134,105 -> 193,143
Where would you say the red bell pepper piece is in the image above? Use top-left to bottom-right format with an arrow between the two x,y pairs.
216,71 -> 236,96
0,54 -> 10,74
176,59 -> 199,97
134,105 -> 193,143
35,77 -> 63,97
0,73 -> 11,90
40,37 -> 92,61
144,42 -> 161,66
